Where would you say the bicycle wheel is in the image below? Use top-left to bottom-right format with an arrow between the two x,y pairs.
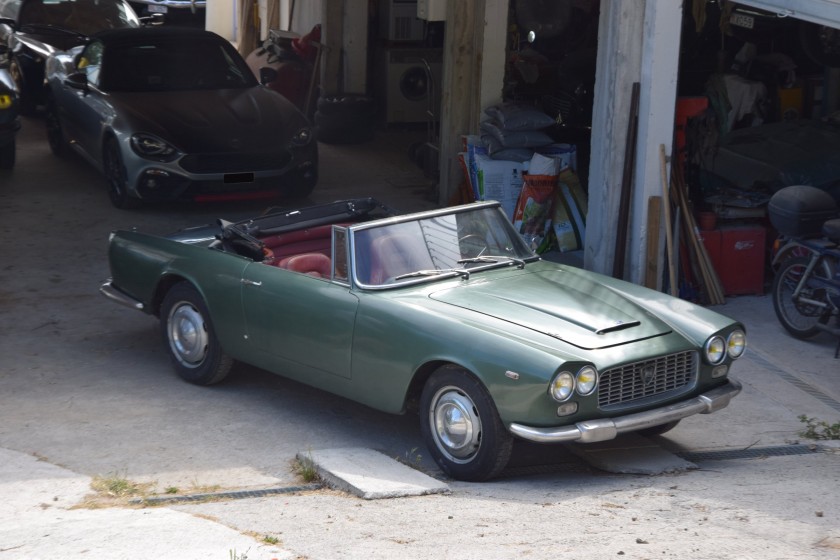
772,256 -> 834,339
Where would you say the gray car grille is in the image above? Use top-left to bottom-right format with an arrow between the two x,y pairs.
598,351 -> 697,408
179,152 -> 291,174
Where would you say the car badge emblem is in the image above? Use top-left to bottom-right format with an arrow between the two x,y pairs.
640,363 -> 657,387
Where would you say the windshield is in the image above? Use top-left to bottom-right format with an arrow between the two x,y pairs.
101,36 -> 257,92
352,205 -> 536,287
19,0 -> 140,34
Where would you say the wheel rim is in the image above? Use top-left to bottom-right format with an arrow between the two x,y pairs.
428,386 -> 482,464
167,302 -> 208,368
776,260 -> 830,333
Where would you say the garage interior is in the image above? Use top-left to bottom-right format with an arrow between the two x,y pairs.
238,1 -> 840,307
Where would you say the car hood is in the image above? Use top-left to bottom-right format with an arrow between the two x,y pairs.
429,268 -> 672,350
111,88 -> 306,152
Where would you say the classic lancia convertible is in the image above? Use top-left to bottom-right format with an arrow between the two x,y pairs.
101,198 -> 745,481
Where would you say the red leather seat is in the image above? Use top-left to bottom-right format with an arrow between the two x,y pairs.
278,253 -> 332,278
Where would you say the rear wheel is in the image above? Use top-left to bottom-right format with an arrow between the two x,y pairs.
103,137 -> 138,209
772,256 -> 834,338
420,366 -> 512,481
160,282 -> 233,385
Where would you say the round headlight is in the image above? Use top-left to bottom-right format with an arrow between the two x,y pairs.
549,371 -> 575,402
727,330 -> 746,359
575,366 -> 598,396
705,335 -> 726,364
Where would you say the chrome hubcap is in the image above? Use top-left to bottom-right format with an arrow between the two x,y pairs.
430,386 -> 481,463
167,303 -> 208,367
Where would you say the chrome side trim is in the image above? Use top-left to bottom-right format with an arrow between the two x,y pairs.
100,281 -> 144,311
509,380 -> 742,444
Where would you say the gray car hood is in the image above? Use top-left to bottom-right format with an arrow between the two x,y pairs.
111,88 -> 304,152
429,269 -> 672,350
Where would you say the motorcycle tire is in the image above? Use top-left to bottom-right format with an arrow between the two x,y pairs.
772,256 -> 834,339
316,94 -> 377,118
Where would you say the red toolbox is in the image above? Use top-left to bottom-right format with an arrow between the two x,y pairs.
700,224 -> 766,296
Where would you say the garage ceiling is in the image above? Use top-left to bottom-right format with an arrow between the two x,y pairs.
735,0 -> 840,28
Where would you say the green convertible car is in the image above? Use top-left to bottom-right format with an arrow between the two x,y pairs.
101,197 -> 746,481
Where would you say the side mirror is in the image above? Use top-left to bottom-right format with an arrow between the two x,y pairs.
259,67 -> 277,86
64,72 -> 88,91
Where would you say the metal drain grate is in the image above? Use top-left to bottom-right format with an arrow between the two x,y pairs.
677,444 -> 824,463
131,483 -> 323,506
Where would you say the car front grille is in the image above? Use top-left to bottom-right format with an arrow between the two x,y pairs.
179,152 -> 291,174
598,351 -> 697,409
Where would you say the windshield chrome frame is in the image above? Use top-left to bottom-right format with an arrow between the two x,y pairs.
348,200 -> 538,291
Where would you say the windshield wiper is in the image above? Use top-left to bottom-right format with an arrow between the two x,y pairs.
457,255 -> 526,269
394,268 -> 471,280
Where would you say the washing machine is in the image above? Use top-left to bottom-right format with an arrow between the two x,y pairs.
377,47 -> 443,124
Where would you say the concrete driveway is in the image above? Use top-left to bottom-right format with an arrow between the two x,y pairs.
1,116 -> 839,559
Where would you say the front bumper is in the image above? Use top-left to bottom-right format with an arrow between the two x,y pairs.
509,379 -> 742,444
100,280 -> 144,311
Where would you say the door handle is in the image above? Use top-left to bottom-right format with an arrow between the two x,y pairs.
241,278 -> 262,287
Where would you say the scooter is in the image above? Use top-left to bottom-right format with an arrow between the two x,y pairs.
769,185 -> 840,358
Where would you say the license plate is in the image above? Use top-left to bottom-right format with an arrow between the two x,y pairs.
730,13 -> 754,29
148,4 -> 168,13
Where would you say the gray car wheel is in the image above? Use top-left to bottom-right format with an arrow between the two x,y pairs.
160,282 -> 233,386
45,97 -> 64,156
103,137 -> 138,209
420,366 -> 513,481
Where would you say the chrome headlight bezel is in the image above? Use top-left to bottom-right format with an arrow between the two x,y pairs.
575,365 -> 598,396
130,133 -> 179,162
704,335 -> 726,365
549,371 -> 575,403
727,330 -> 747,359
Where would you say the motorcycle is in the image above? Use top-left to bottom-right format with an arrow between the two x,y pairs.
769,185 -> 840,358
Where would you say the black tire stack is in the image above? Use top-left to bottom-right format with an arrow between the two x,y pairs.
314,94 -> 377,144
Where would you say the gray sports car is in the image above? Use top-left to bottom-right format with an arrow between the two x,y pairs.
44,27 -> 318,208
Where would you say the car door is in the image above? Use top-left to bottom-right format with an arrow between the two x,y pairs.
240,260 -> 359,380
57,40 -> 110,160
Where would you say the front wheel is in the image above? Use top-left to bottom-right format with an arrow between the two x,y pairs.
772,256 -> 834,339
103,137 -> 138,209
160,282 -> 233,385
420,366 -> 513,481
45,97 -> 64,156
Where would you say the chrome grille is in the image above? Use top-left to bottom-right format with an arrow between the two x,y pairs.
598,351 -> 697,408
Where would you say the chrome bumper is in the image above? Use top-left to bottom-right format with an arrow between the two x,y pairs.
100,280 -> 145,311
509,379 -> 742,444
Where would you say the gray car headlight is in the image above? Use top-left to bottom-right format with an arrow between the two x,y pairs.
705,335 -> 726,364
131,133 -> 179,161
549,371 -> 575,402
727,330 -> 746,359
291,127 -> 313,147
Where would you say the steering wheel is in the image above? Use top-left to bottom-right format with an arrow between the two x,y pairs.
459,234 -> 488,259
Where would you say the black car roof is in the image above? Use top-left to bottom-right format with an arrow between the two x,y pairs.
92,26 -> 222,46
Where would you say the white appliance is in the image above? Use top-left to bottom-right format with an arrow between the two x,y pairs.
379,0 -> 426,42
377,47 -> 443,124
